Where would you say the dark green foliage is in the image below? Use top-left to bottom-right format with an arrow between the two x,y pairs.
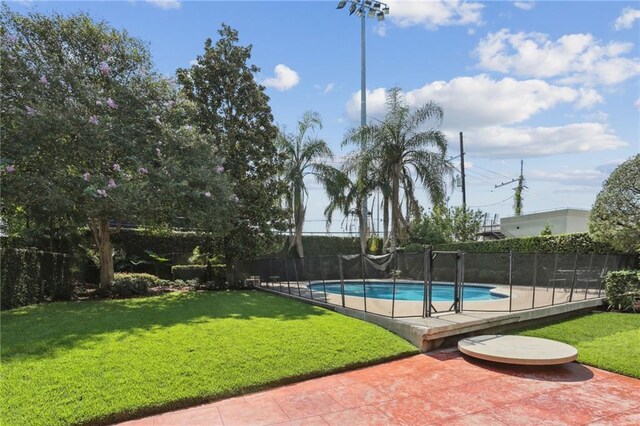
0,248 -> 73,310
111,229 -> 222,261
289,236 -> 361,257
171,265 -> 207,282
604,270 -> 640,312
111,273 -> 161,298
436,233 -> 622,254
590,154 -> 640,254
540,223 -> 553,236
177,24 -> 288,278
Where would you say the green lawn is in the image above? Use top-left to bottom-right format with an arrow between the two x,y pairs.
1,291 -> 418,426
514,312 -> 640,378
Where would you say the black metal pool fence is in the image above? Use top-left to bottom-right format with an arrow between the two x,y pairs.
236,250 -> 632,318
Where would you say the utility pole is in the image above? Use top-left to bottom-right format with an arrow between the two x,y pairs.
459,132 -> 466,211
494,160 -> 526,216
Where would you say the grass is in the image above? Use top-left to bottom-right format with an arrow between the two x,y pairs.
1,291 -> 418,426
514,312 -> 640,378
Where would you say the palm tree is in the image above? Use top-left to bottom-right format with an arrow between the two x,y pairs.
344,87 -> 453,252
277,111 -> 345,258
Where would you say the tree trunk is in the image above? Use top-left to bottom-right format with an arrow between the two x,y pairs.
90,217 -> 114,289
383,195 -> 389,250
225,252 -> 235,287
359,198 -> 368,254
390,170 -> 401,253
292,187 -> 305,258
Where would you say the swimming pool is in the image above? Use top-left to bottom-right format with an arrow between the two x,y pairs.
308,281 -> 506,302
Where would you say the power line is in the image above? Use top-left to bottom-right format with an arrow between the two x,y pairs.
470,196 -> 514,208
472,164 -> 514,180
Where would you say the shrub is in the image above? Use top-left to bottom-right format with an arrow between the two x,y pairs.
436,233 -> 621,254
112,273 -> 161,298
604,270 -> 640,312
172,265 -> 207,282
0,248 -> 73,310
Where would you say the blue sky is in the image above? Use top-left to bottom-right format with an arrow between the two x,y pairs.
9,0 -> 640,234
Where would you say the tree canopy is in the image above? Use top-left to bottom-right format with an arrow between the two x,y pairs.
589,154 -> 640,254
1,8 -> 231,286
177,24 -> 287,275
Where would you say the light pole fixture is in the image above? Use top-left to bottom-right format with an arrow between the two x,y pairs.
336,0 -> 390,249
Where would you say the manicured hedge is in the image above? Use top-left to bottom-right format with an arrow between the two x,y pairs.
0,248 -> 74,310
171,265 -> 207,281
604,270 -> 640,312
110,228 -> 222,260
273,235 -> 361,257
435,233 -> 622,254
112,273 -> 163,298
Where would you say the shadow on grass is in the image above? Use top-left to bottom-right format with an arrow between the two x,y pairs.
1,290 -> 330,363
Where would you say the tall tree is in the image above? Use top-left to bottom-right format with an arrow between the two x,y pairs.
277,111 -> 344,258
589,154 -> 640,254
1,8 -> 231,289
344,88 -> 452,252
176,25 -> 287,281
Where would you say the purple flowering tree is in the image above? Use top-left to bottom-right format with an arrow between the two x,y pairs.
1,8 -> 231,289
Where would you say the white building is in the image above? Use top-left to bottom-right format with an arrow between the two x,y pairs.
499,208 -> 591,238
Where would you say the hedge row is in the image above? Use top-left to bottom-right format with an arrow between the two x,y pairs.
171,264 -> 226,283
1,248 -> 74,310
434,233 -> 622,255
604,270 -> 640,312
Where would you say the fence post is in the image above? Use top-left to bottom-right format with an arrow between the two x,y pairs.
306,258 -> 314,301
459,251 -> 465,313
361,254 -> 367,313
531,253 -> 538,309
293,259 -> 302,297
598,254 -> 609,297
322,257 -> 328,301
584,253 -> 594,300
339,256 -> 345,308
568,253 -> 579,302
423,247 -> 431,318
508,250 -> 513,313
551,254 -> 558,306
391,250 -> 398,318
284,258 -> 291,294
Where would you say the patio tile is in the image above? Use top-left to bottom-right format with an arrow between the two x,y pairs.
423,386 -> 496,418
375,395 -> 455,424
273,415 -> 330,426
587,409 -> 640,426
440,411 -> 509,426
325,382 -> 394,408
152,405 -> 224,426
274,389 -> 344,420
489,401 -> 568,426
321,405 -> 393,426
217,398 -> 289,426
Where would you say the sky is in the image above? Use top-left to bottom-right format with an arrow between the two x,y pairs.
7,0 -> 640,234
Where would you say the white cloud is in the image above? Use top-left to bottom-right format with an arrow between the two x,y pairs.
475,29 -> 640,86
374,23 -> 388,37
386,0 -> 484,29
262,64 -> 300,91
514,1 -> 535,11
530,168 -> 607,186
189,59 -> 198,67
456,123 -> 627,158
635,98 -> 640,109
346,75 -> 602,129
323,83 -> 335,94
614,8 -> 640,30
146,0 -> 181,10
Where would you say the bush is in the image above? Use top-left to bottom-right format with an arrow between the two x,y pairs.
172,265 -> 207,282
436,233 -> 622,254
604,270 -> 640,312
112,273 -> 162,298
0,248 -> 74,310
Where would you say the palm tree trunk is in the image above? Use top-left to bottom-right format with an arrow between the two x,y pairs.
383,195 -> 389,250
390,173 -> 400,253
293,186 -> 305,258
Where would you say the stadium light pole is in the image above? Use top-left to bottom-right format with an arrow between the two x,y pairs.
336,0 -> 389,252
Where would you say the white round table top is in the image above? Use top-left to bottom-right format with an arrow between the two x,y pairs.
458,335 -> 578,365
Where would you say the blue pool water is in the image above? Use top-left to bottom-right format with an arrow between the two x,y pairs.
308,281 -> 506,302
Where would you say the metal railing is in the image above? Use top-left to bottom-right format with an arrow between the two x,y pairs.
236,250 -> 631,318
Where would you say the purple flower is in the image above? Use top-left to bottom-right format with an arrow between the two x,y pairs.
204,191 -> 212,198
5,165 -> 16,173
138,167 -> 148,174
96,100 -> 103,106
82,172 -> 91,182
98,62 -> 111,75
107,179 -> 117,189
3,34 -> 17,46
101,44 -> 111,53
26,106 -> 36,116
215,165 -> 224,174
112,163 -> 121,172
89,115 -> 99,125
106,98 -> 118,109
230,194 -> 239,203
96,189 -> 107,197
39,75 -> 49,85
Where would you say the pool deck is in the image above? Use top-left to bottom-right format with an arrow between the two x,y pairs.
119,349 -> 640,425
256,283 -> 604,352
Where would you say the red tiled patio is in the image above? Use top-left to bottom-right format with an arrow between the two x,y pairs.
120,349 -> 640,426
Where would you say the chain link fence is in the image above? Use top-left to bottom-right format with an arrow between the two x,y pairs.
236,250 -> 632,318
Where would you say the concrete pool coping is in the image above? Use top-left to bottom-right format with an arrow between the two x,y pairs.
256,285 -> 604,352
